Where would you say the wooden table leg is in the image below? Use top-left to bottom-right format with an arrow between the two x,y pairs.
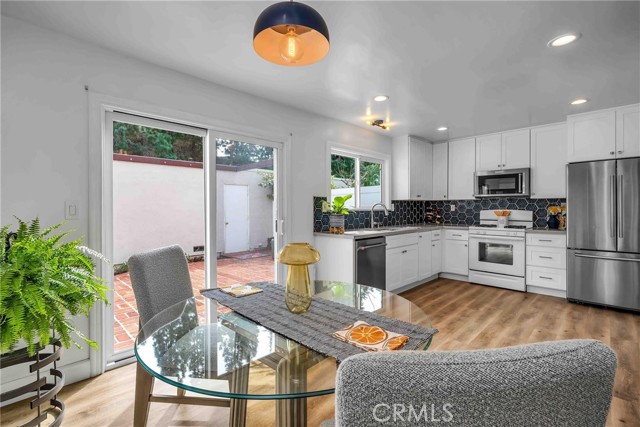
134,363 -> 154,427
228,361 -> 250,427
276,348 -> 309,427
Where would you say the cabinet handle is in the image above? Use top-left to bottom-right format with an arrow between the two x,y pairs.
465,244 -> 468,247
539,256 -> 553,259
432,244 -> 436,247
452,234 -> 462,237
538,239 -> 552,242
417,195 -> 422,198
610,151 -> 615,155
618,150 -> 623,154
402,250 -> 408,254
539,276 -> 553,280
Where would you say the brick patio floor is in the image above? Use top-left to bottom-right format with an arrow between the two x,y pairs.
113,251 -> 274,352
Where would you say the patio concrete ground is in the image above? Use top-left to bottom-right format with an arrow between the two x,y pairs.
113,251 -> 274,352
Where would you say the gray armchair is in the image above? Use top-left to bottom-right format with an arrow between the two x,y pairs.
331,340 -> 616,427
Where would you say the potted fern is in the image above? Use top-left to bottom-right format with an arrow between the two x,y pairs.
322,194 -> 352,234
0,218 -> 109,357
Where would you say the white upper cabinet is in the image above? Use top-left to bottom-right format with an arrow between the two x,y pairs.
567,109 -> 616,162
476,129 -> 530,171
393,135 -> 433,200
448,138 -> 476,200
475,133 -> 502,171
530,123 -> 567,199
502,129 -> 530,169
616,104 -> 640,159
432,142 -> 448,200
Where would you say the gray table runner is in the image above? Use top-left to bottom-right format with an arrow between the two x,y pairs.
201,282 -> 438,362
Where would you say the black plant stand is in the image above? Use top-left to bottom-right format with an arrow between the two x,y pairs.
0,340 -> 65,426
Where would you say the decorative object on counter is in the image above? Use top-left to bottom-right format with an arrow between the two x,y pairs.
547,206 -> 562,229
322,194 -> 352,234
558,206 -> 567,230
494,210 -> 511,228
277,243 -> 320,313
435,208 -> 443,224
425,207 -> 435,223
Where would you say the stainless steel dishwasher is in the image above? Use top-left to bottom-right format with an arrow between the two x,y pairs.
355,236 -> 387,290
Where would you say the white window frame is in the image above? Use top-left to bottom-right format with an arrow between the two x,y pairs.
326,142 -> 391,210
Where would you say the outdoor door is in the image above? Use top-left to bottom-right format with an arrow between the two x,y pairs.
224,184 -> 250,253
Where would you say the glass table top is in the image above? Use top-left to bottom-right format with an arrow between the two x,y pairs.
134,281 -> 432,400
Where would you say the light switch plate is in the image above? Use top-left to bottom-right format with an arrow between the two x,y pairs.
65,200 -> 79,220
450,203 -> 456,212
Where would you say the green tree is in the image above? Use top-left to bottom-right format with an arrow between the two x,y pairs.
216,140 -> 273,167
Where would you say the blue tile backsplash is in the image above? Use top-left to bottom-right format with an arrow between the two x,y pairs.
313,197 -> 566,232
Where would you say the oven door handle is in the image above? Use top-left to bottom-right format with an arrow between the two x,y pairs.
469,235 -> 523,242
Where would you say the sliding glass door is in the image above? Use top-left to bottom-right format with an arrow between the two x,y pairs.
105,112 -> 209,363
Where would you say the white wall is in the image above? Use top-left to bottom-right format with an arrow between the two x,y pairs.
0,15 -> 392,381
113,160 -> 205,264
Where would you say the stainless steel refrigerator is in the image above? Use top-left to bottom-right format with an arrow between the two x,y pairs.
567,158 -> 640,312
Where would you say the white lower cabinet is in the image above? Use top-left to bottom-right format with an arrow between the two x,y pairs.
443,230 -> 469,276
386,247 -> 405,291
526,233 -> 567,297
418,232 -> 432,278
386,244 -> 419,292
431,239 -> 442,274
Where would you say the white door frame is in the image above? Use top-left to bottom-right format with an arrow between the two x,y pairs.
88,92 -> 291,376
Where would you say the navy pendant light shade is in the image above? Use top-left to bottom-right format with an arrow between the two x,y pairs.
253,1 -> 330,66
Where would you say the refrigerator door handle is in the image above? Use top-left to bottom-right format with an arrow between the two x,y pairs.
610,175 -> 616,238
617,175 -> 623,239
574,253 -> 640,263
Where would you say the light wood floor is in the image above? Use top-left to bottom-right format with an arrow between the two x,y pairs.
2,279 -> 639,426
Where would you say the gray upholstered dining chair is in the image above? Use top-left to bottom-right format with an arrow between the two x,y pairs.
325,339 -> 616,427
128,245 -> 230,427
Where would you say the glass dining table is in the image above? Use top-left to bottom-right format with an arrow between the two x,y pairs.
134,280 -> 432,427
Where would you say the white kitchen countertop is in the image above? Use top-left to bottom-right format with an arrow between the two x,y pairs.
314,224 -> 567,239
314,224 -> 468,239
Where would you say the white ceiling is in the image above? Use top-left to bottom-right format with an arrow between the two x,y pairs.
3,1 -> 639,141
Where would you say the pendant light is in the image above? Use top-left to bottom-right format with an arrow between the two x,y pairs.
253,1 -> 330,66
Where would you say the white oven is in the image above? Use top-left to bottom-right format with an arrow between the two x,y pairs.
469,234 -> 525,276
468,232 -> 526,291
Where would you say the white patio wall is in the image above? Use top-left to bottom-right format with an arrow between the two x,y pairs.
331,185 -> 382,209
113,160 -> 273,264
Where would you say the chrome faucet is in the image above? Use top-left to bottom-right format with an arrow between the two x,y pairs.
370,203 -> 389,228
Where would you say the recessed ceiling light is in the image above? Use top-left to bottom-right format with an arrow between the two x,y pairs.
373,95 -> 389,102
437,126 -> 448,131
570,97 -> 589,105
547,33 -> 581,48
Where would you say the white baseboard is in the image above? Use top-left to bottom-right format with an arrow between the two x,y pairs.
526,285 -> 567,299
438,272 -> 469,282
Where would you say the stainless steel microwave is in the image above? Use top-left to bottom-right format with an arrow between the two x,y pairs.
474,168 -> 530,198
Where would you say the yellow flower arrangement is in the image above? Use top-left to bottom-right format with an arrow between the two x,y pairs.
548,206 -> 562,215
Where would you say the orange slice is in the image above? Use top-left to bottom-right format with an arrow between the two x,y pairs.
383,336 -> 409,350
347,324 -> 387,345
